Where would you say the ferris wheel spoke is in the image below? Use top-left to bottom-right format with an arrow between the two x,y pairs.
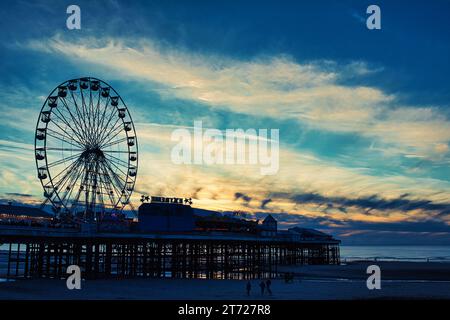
80,88 -> 94,142
70,159 -> 91,212
98,165 -> 119,207
46,147 -> 84,152
99,162 -> 123,204
79,162 -> 92,214
98,121 -> 124,148
104,166 -> 126,191
81,88 -> 97,143
79,90 -> 91,142
102,160 -> 127,191
46,162 -> 81,187
47,112 -> 86,146
89,164 -> 101,213
102,156 -> 134,208
93,90 -> 103,140
45,129 -> 85,150
94,96 -> 111,142
46,152 -> 83,169
104,156 -> 129,177
59,96 -> 89,144
56,161 -> 84,206
102,186 -> 118,208
96,105 -> 119,146
68,90 -> 89,140
60,176 -> 81,208
51,107 -> 85,144
50,165 -> 84,207
106,154 -> 128,177
50,158 -> 82,187
65,93 -> 90,143
91,89 -> 103,143
47,121 -> 82,147
88,88 -> 95,132
98,116 -> 122,143
101,137 -> 128,149
46,127 -> 84,148
53,108 -> 78,135
98,95 -> 121,138
64,91 -> 86,124
98,164 -> 115,196
69,170 -> 87,213
95,172 -> 106,210
89,88 -> 99,140
104,152 -> 129,167
102,150 -> 130,154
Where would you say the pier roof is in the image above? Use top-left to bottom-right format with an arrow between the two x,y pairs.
0,225 -> 340,245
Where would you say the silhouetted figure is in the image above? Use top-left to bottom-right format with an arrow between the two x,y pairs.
265,279 -> 272,295
259,281 -> 266,295
246,281 -> 251,296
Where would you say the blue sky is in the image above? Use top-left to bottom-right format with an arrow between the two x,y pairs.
1,0 -> 450,244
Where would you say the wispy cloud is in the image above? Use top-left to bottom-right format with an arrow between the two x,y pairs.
24,35 -> 450,161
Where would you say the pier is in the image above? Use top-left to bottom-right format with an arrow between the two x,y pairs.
0,226 -> 340,280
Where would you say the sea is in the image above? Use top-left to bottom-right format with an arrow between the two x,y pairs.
340,245 -> 450,262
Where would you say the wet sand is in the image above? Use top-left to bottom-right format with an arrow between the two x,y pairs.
1,262 -> 449,300
278,261 -> 450,281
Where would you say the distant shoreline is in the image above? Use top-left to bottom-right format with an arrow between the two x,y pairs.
339,245 -> 450,263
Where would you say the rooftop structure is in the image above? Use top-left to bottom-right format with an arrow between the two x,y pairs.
260,214 -> 277,237
138,202 -> 195,232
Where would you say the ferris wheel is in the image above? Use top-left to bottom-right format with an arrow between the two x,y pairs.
34,77 -> 138,221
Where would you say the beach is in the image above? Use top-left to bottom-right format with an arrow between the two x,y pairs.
1,261 -> 449,300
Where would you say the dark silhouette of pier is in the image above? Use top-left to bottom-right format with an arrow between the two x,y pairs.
0,227 -> 340,280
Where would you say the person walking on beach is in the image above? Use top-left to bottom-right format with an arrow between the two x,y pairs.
259,280 -> 266,295
246,281 -> 251,296
265,279 -> 272,295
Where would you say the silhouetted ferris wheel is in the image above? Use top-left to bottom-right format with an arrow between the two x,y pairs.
34,77 -> 138,221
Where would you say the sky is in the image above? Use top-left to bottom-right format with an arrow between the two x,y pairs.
0,0 -> 450,244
